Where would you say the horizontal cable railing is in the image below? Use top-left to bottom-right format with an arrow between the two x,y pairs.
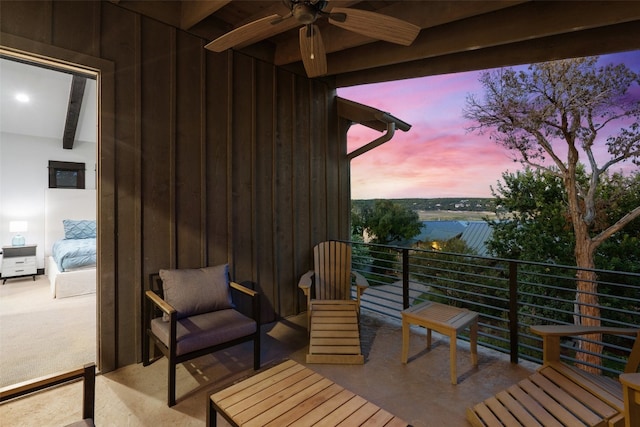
347,240 -> 640,376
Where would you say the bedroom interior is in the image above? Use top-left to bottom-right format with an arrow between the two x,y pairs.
0,57 -> 98,385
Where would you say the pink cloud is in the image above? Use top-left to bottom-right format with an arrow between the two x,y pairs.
340,51 -> 640,199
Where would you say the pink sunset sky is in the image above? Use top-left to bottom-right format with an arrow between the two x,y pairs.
338,50 -> 640,200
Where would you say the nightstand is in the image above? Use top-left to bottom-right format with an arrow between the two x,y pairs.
1,244 -> 37,284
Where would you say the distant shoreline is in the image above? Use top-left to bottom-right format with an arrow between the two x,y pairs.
352,198 -> 497,221
417,210 -> 496,221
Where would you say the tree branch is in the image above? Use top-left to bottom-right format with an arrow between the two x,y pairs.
592,205 -> 640,248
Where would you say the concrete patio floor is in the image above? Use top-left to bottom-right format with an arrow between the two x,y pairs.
1,311 -> 539,426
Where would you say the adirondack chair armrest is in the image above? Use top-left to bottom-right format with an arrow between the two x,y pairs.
298,270 -> 315,330
352,271 -> 369,291
352,271 -> 369,308
531,325 -> 640,369
298,270 -> 314,305
298,270 -> 314,289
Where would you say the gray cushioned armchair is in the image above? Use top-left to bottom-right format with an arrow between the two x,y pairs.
142,264 -> 261,407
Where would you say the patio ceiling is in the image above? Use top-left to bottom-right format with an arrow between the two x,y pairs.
112,1 -> 640,86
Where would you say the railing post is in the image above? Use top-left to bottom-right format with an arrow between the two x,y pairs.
402,248 -> 409,309
509,260 -> 519,364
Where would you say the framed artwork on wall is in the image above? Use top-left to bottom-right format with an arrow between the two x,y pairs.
48,160 -> 85,189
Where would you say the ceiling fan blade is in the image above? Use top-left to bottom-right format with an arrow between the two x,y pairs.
205,14 -> 285,52
299,25 -> 327,78
328,7 -> 420,46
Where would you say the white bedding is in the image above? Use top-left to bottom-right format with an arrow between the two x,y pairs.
48,256 -> 96,298
45,189 -> 97,298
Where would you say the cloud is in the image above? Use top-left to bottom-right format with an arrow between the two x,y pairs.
340,51 -> 640,199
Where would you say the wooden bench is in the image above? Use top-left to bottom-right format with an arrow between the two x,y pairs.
208,359 -> 410,426
467,326 -> 640,427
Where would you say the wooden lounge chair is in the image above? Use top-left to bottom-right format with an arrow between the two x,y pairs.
467,325 -> 640,427
0,363 -> 96,426
298,241 -> 369,364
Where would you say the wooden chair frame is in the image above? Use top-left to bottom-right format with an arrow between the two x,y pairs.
467,325 -> 640,427
298,240 -> 369,322
143,273 -> 261,407
298,241 -> 369,364
0,363 -> 96,425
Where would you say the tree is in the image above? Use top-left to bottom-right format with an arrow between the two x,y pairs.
488,167 -> 640,327
352,200 -> 422,275
487,167 -> 575,265
465,56 -> 640,370
354,199 -> 422,245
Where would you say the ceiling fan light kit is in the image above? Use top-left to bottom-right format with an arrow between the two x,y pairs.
205,0 -> 421,78
293,3 -> 318,24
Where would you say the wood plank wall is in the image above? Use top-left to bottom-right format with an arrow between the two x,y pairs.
0,1 -> 351,371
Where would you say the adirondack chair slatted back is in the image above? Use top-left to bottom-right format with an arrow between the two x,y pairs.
313,241 -> 352,301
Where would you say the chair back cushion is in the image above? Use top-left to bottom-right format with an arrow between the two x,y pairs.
159,264 -> 233,320
313,241 -> 352,300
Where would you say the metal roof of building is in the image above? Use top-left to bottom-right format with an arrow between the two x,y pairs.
413,220 -> 493,256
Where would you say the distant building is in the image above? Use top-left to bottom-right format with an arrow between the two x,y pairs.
412,220 -> 493,256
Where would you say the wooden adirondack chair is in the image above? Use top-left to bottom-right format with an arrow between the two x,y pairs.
467,325 -> 640,427
298,241 -> 369,364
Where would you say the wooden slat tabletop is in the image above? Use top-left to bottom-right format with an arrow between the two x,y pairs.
210,359 -> 410,427
468,363 -> 622,427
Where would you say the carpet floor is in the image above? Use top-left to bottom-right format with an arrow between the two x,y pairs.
0,275 -> 96,387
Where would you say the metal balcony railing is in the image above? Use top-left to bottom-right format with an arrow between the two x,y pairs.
347,240 -> 640,376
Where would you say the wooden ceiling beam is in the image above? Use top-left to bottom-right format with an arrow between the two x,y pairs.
180,1 -> 231,29
325,1 -> 640,77
63,75 -> 87,150
274,0 -> 526,65
335,21 -> 640,87
113,0 -> 182,28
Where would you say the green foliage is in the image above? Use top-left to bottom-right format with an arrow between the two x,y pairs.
409,248 -> 508,316
487,167 -> 640,325
353,199 -> 422,245
487,166 -> 640,270
487,167 -> 575,264
351,200 -> 422,275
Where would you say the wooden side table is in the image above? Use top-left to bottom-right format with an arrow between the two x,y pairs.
620,372 -> 640,427
401,300 -> 478,384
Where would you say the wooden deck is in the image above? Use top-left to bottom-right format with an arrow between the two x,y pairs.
1,312 -> 540,427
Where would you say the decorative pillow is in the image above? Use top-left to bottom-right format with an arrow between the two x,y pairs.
63,219 -> 97,239
159,264 -> 232,320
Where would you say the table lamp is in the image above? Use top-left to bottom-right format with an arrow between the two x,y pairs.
9,221 -> 27,246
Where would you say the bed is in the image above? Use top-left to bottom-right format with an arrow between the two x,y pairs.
45,189 -> 97,298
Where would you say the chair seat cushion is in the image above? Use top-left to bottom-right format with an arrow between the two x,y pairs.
151,309 -> 256,356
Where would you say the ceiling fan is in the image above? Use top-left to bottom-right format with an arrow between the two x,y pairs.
205,0 -> 420,78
